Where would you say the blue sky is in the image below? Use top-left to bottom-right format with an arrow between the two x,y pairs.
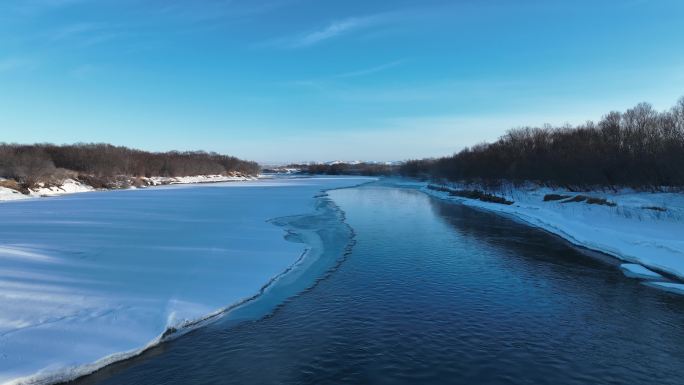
1,0 -> 683,163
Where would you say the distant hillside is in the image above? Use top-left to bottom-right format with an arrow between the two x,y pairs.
400,97 -> 684,189
0,143 -> 260,190
288,162 -> 397,176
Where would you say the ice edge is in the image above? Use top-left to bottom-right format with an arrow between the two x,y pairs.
420,184 -> 684,288
4,184 -> 360,385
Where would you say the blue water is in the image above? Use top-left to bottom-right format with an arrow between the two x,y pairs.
73,184 -> 684,385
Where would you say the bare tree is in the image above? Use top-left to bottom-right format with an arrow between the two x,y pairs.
0,143 -> 260,186
399,97 -> 684,189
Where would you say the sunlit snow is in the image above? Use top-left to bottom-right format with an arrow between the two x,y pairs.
423,183 -> 684,280
0,177 -> 371,385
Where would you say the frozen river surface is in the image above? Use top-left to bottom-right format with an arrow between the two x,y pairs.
0,177 -> 369,384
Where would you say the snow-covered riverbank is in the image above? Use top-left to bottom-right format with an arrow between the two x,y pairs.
0,177 -> 372,385
144,174 -> 257,186
0,175 -> 257,203
420,182 -> 684,289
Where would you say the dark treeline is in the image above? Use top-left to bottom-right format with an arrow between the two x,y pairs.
400,98 -> 684,189
0,143 -> 260,185
290,162 -> 396,176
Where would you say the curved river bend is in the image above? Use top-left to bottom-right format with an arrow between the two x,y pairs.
74,183 -> 684,385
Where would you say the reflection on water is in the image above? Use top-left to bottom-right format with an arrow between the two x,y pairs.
74,185 -> 684,385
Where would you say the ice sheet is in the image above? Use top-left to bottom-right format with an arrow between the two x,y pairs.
0,176 -> 372,385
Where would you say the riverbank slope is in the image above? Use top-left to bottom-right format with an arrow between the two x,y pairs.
0,174 -> 257,202
419,182 -> 684,288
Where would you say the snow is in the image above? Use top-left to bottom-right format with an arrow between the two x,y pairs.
0,179 -> 95,203
643,282 -> 684,296
0,175 -> 258,203
144,174 -> 256,186
28,179 -> 94,197
0,176 -> 372,385
421,183 -> 684,281
0,187 -> 26,201
619,263 -> 663,279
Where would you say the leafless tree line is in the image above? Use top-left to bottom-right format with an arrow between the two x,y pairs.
290,162 -> 395,176
0,143 -> 260,186
400,97 -> 684,189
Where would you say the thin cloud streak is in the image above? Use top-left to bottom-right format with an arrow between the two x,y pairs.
264,11 -> 402,49
70,64 -> 99,79
150,0 -> 300,25
0,57 -> 36,73
293,16 -> 377,47
45,21 -> 130,48
50,22 -> 106,41
333,59 -> 405,78
278,59 -> 406,89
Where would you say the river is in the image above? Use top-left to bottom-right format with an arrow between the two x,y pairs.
70,181 -> 684,385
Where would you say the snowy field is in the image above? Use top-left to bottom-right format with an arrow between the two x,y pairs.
419,182 -> 684,291
0,176 -> 370,385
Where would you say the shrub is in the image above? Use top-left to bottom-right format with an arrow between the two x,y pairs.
543,194 -> 571,201
0,179 -> 28,194
562,195 -> 588,203
427,185 -> 513,205
561,195 -> 616,206
449,189 -> 514,205
585,197 -> 617,207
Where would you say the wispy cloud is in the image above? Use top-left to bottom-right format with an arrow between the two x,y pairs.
281,78 -> 457,103
50,22 -> 103,41
277,59 -> 405,92
0,57 -> 36,73
265,12 -> 398,49
333,59 -> 406,79
70,64 -> 99,79
48,22 -> 125,47
293,16 -> 378,47
151,0 -> 299,25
